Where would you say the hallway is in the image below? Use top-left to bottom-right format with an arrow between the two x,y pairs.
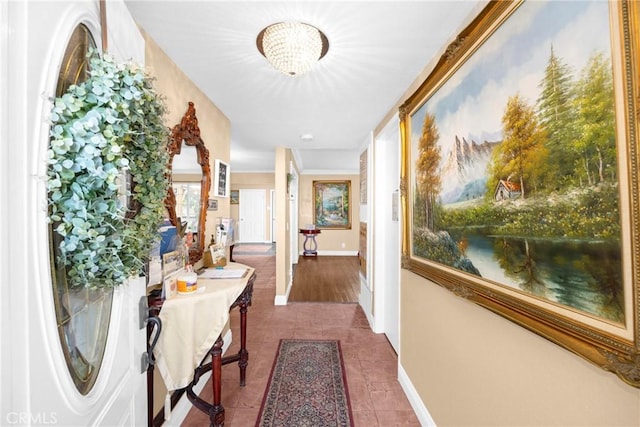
182,254 -> 419,426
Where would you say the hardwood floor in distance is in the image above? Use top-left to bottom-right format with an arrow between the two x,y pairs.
289,256 -> 360,303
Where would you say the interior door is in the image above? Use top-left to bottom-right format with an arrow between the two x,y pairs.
239,189 -> 266,242
1,2 -> 148,426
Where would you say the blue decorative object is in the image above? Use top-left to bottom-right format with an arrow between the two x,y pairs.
159,225 -> 177,256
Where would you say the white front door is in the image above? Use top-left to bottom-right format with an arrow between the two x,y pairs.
1,2 -> 148,426
239,189 -> 266,242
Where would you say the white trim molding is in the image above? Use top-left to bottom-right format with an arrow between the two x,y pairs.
398,363 -> 437,427
313,250 -> 359,256
274,275 -> 293,306
274,294 -> 288,306
300,169 -> 359,175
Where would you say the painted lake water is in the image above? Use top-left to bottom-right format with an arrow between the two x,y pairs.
448,232 -> 624,323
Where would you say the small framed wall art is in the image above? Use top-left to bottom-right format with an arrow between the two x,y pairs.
213,159 -> 230,198
230,190 -> 239,204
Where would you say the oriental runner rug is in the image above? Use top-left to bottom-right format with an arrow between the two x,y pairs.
256,339 -> 354,427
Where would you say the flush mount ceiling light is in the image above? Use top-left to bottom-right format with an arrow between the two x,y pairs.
256,22 -> 329,76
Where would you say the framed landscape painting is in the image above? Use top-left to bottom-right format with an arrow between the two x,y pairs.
400,0 -> 640,387
230,190 -> 239,204
313,180 -> 351,229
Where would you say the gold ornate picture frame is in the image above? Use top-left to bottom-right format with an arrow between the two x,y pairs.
400,0 -> 640,387
313,180 -> 351,229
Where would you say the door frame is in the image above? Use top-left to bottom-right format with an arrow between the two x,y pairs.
373,114 -> 401,353
289,164 -> 299,263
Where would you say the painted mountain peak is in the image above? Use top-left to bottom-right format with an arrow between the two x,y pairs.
439,136 -> 499,205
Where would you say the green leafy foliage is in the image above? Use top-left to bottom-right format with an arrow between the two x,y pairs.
536,46 -> 579,188
47,51 -> 169,289
415,112 -> 442,230
492,94 -> 547,198
436,183 -> 620,240
572,52 -> 616,185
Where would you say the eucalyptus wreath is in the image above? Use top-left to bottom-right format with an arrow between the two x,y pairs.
47,51 -> 170,289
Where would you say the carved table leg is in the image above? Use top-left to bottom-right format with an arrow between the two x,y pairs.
239,302 -> 249,386
181,277 -> 255,427
209,336 -> 225,427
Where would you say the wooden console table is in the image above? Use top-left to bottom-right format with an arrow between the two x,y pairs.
148,263 -> 255,427
299,228 -> 321,256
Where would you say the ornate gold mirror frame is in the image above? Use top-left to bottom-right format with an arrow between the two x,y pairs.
165,102 -> 211,264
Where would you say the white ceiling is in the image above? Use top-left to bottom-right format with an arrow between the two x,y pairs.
124,1 -> 481,173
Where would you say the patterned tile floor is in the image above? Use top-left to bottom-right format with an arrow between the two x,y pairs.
182,255 -> 420,426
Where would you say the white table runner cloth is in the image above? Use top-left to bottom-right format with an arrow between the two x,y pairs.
153,263 -> 253,391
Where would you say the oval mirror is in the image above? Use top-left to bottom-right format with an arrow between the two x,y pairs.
165,102 -> 211,264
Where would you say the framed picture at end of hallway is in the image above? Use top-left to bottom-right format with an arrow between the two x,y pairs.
313,180 -> 351,229
230,190 -> 239,204
399,0 -> 640,387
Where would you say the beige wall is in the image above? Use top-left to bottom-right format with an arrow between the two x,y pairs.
142,31 -> 231,417
143,30 -> 231,246
230,172 -> 275,242
298,174 -> 360,253
401,270 -> 640,426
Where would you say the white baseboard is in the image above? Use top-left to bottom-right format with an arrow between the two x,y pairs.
315,250 -> 358,256
274,275 -> 293,306
162,329 -> 233,426
358,281 -> 376,331
398,363 -> 437,427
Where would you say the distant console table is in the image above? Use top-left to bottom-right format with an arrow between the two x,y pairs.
299,228 -> 321,256
148,263 -> 255,427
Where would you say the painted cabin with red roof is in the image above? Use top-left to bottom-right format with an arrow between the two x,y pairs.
494,179 -> 522,201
